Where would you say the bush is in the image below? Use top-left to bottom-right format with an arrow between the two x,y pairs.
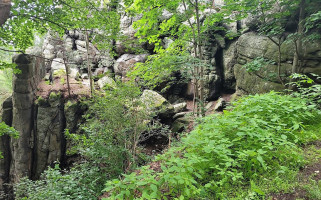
103,92 -> 321,199
15,82 -> 157,199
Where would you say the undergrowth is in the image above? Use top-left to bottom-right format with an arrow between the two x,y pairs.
103,92 -> 321,200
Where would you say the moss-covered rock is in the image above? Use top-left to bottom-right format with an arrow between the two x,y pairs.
234,64 -> 286,94
140,90 -> 174,119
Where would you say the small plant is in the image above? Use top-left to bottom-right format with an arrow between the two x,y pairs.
0,122 -> 19,159
242,57 -> 276,73
304,180 -> 321,200
287,73 -> 321,107
60,77 -> 65,85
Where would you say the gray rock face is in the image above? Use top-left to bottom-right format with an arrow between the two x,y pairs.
222,41 -> 238,91
97,76 -> 117,89
0,97 -> 12,192
0,0 -> 11,26
233,32 -> 321,94
173,102 -> 187,113
237,32 -> 273,59
140,90 -> 174,120
214,97 -> 226,111
116,14 -> 143,55
33,93 -> 65,179
51,58 -> 66,77
9,54 -> 45,184
114,54 -> 149,77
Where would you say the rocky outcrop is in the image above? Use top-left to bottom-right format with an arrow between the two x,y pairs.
10,53 -> 45,183
0,0 -> 11,26
114,54 -> 149,79
0,50 -> 89,194
0,97 -> 12,195
231,32 -> 321,94
140,90 -> 174,121
33,93 -> 65,179
222,41 -> 237,91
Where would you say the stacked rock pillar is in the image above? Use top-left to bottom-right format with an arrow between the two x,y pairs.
9,54 -> 45,183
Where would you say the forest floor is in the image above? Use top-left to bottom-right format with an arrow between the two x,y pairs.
269,141 -> 321,200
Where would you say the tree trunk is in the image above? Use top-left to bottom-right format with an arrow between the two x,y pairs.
85,31 -> 94,96
277,40 -> 284,86
0,0 -> 11,26
292,0 -> 305,75
195,0 -> 205,116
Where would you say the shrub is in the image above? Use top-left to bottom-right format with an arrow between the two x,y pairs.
103,92 -> 321,199
15,82 -> 157,199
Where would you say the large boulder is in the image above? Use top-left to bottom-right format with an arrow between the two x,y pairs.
234,32 -> 321,94
114,54 -> 149,77
140,90 -> 174,121
237,32 -> 276,60
97,76 -> 117,89
50,58 -> 66,77
234,63 -> 289,94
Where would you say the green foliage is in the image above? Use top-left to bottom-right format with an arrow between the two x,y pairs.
1,0 -> 121,53
125,0 -> 247,97
67,82 -> 151,177
288,73 -> 321,107
0,122 -> 19,139
0,122 -> 19,159
304,180 -> 321,200
0,69 -> 13,103
305,11 -> 321,31
242,57 -> 275,73
128,50 -> 211,91
15,163 -> 104,200
103,92 -> 321,199
15,82 -> 158,199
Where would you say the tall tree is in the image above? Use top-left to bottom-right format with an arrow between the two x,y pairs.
126,0 -> 240,116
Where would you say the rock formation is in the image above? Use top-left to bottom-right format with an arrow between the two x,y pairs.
1,1 -> 321,198
0,0 -> 11,26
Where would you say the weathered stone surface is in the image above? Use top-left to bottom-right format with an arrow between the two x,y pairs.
51,58 -> 66,76
222,41 -> 237,91
13,64 -> 34,79
234,64 -> 287,94
98,55 -> 114,69
10,107 -> 34,183
12,93 -> 34,110
97,76 -> 117,89
140,90 -> 174,119
114,54 -> 149,77
203,73 -> 221,100
5,52 -> 45,186
171,116 -> 191,133
69,67 -> 80,79
173,111 -> 188,120
173,102 -> 187,113
163,37 -> 174,49
33,93 -> 65,179
214,98 -> 226,111
237,32 -> 275,59
64,101 -> 84,133
0,96 -> 12,192
0,0 -> 11,26
12,54 -> 32,64
234,32 -> 321,94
